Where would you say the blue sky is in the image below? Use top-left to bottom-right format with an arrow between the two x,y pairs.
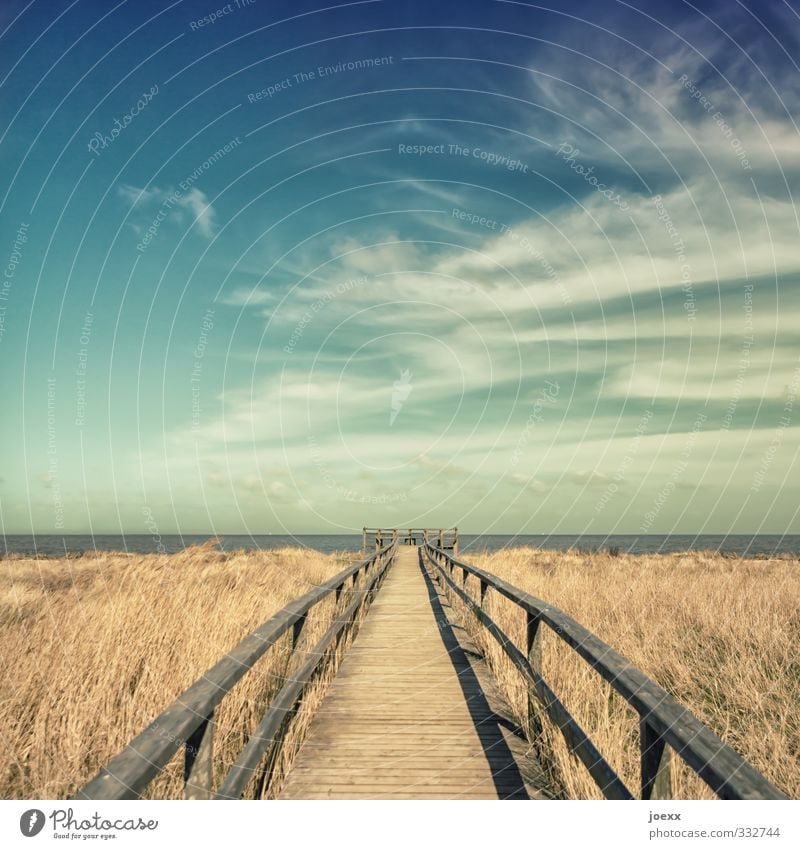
1,0 -> 799,535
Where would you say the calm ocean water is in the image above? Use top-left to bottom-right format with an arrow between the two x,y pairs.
2,533 -> 799,558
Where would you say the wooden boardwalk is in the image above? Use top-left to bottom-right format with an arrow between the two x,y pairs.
78,531 -> 784,802
280,546 -> 546,799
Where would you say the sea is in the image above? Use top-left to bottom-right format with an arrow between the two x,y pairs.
2,533 -> 800,558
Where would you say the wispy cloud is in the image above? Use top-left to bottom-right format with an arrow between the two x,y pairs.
118,183 -> 218,239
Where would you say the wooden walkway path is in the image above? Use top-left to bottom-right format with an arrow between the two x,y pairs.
78,530 -> 785,802
280,547 -> 546,799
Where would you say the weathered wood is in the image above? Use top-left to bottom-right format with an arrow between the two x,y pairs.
79,529 -> 782,803
292,613 -> 307,649
427,550 -> 632,800
279,547 -> 544,800
526,611 -> 542,672
423,541 -> 785,801
184,715 -> 214,799
363,528 -> 457,551
526,611 -> 543,732
641,720 -> 673,800
216,556 -> 393,799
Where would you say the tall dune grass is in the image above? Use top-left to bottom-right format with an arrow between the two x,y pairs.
3,543 -> 797,800
0,542 -> 351,799
452,548 -> 799,799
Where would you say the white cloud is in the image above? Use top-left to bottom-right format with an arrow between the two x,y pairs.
525,29 -> 800,180
181,187 -> 216,238
221,287 -> 277,307
439,182 -> 800,308
118,183 -> 219,239
510,473 -> 549,493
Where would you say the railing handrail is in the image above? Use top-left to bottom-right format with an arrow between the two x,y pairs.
362,527 -> 456,530
423,542 -> 785,801
77,543 -> 396,800
215,557 -> 390,799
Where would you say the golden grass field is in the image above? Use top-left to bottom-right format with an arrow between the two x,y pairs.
461,548 -> 800,800
0,542 -> 348,799
1,543 -> 797,800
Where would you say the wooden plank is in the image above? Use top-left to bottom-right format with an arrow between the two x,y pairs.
292,789 -> 530,798
279,547 -> 545,800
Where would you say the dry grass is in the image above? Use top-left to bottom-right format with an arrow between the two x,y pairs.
0,541 -> 356,799
450,547 -> 800,799
4,541 -> 797,801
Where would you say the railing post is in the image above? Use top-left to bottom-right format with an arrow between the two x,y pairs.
438,529 -> 443,548
184,715 -> 214,799
427,546 -> 439,586
292,613 -> 307,650
479,579 -> 488,608
525,611 -> 543,736
526,611 -> 542,676
641,720 -> 673,799
453,527 -> 459,556
362,527 -> 367,557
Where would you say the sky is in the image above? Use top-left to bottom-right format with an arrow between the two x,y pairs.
0,0 -> 799,536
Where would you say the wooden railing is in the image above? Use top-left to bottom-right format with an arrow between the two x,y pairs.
363,527 -> 458,554
422,542 -> 785,801
76,543 -> 396,800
